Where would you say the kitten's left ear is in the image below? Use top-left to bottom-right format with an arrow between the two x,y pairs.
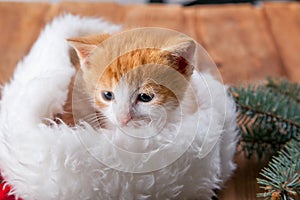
163,39 -> 196,62
162,39 -> 196,77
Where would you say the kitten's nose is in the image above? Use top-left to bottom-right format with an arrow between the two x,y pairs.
120,114 -> 132,126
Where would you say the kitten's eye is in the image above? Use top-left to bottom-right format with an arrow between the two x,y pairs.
137,93 -> 154,102
102,91 -> 114,101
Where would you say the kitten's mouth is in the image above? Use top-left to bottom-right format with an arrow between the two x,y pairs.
115,115 -> 167,139
119,117 -> 151,128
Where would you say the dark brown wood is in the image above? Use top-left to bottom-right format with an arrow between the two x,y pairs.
218,152 -> 269,200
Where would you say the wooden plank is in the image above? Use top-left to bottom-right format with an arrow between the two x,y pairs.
0,2 -> 50,86
219,153 -> 268,200
56,2 -> 125,24
122,5 -> 199,45
123,4 -> 185,32
195,4 -> 286,84
264,2 -> 300,83
182,7 -> 198,39
0,2 -> 297,200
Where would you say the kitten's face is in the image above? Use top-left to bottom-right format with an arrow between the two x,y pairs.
68,33 -> 195,129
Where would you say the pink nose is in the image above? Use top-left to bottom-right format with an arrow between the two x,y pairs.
120,115 -> 132,126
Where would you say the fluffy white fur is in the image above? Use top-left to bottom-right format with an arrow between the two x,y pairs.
0,15 -> 238,200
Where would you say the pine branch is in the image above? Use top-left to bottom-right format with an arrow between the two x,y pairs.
266,77 -> 300,104
230,84 -> 300,159
257,140 -> 300,200
229,78 -> 300,199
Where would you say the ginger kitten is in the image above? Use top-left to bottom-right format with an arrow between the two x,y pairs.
68,31 -> 197,130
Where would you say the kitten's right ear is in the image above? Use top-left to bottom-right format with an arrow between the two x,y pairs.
67,38 -> 97,66
67,34 -> 111,66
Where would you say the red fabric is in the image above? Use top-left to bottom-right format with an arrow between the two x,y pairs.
0,182 -> 21,200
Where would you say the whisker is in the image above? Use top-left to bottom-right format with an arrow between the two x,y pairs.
82,112 -> 107,124
82,113 -> 98,118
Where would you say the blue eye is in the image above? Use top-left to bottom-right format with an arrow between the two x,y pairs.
138,93 -> 154,102
102,91 -> 114,101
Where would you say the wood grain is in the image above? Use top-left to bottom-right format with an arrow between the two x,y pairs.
195,4 -> 286,84
218,152 -> 269,200
123,4 -> 184,31
0,2 -> 51,86
55,2 -> 125,23
0,2 -> 299,199
264,2 -> 300,83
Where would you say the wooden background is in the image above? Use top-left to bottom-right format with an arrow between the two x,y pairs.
0,2 -> 299,199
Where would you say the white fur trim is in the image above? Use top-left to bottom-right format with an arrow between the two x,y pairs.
0,14 -> 238,200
